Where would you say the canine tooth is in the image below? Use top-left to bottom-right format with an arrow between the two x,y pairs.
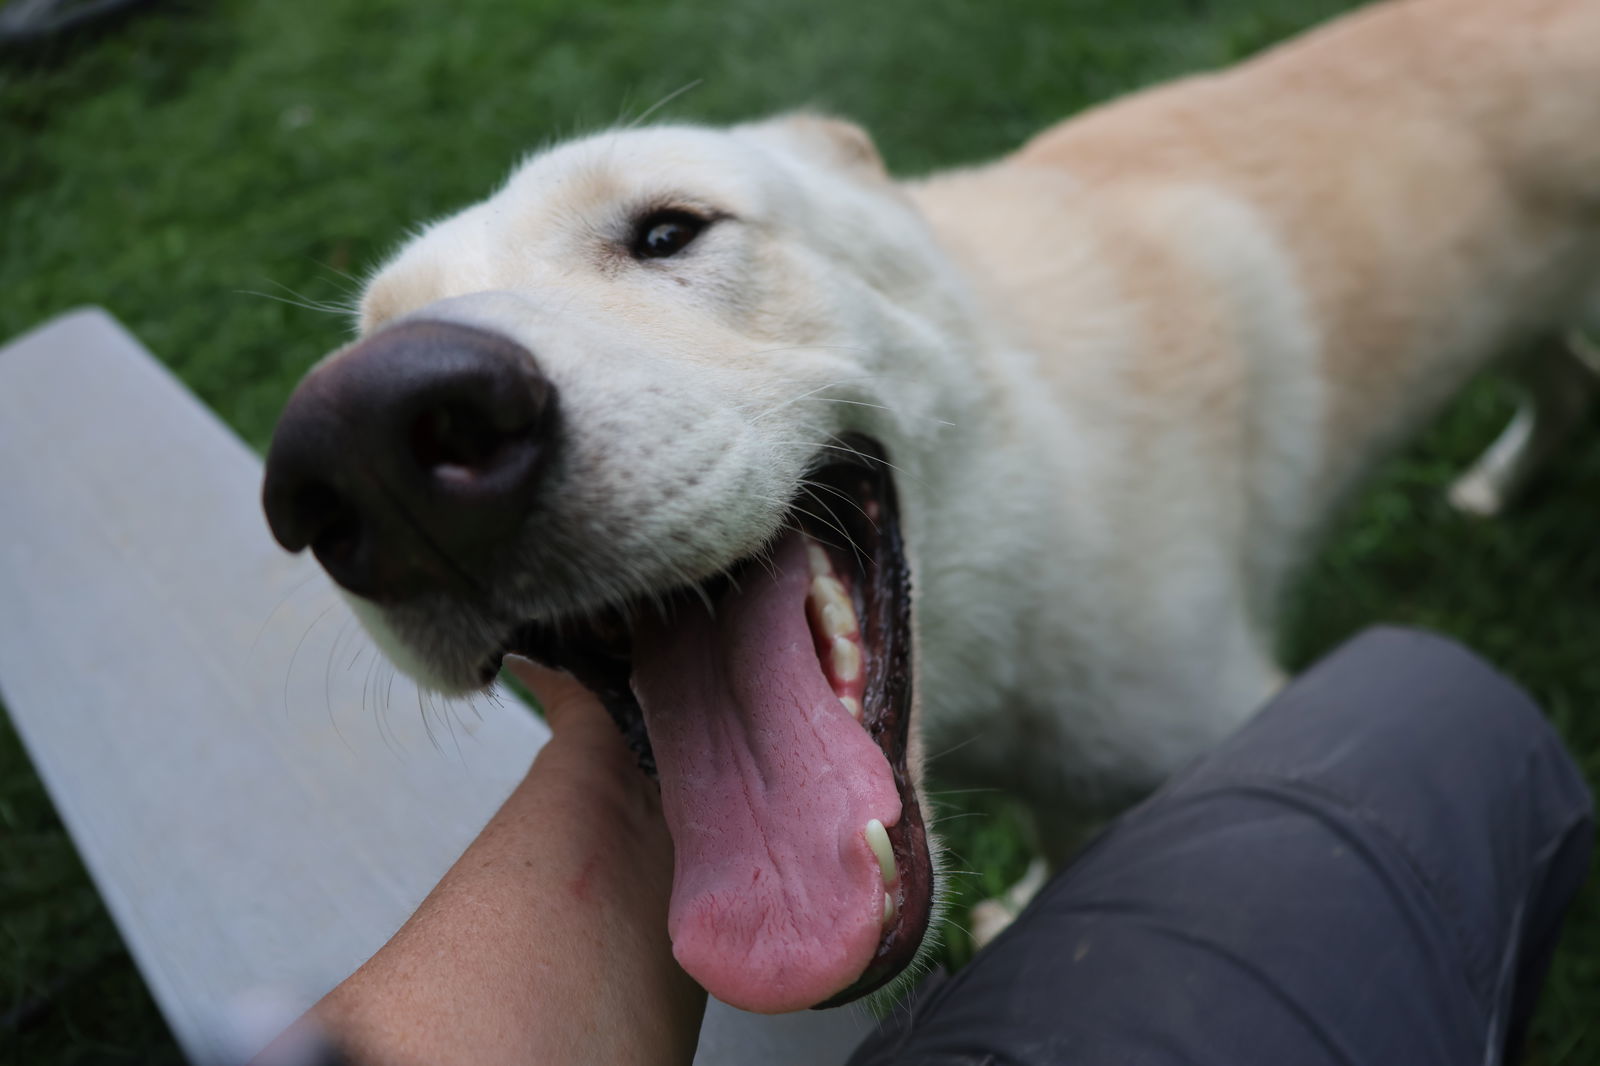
840,696 -> 861,720
864,819 -> 896,886
883,890 -> 896,925
831,636 -> 862,683
805,541 -> 832,577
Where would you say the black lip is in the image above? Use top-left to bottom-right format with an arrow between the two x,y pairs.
807,437 -> 931,1008
500,602 -> 651,773
496,434 -> 931,1007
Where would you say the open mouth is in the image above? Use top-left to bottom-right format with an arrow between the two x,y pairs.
489,436 -> 932,1012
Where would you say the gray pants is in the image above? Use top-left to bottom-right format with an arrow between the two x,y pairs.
849,627 -> 1594,1066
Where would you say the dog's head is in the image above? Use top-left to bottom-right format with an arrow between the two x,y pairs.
262,116 -> 976,1012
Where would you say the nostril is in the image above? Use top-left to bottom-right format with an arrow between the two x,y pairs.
288,480 -> 363,566
411,403 -> 491,470
408,401 -> 539,487
263,319 -> 554,601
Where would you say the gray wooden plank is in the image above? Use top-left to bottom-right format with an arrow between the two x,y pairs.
0,309 -> 873,1065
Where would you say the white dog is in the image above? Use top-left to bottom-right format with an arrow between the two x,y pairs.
262,0 -> 1600,1015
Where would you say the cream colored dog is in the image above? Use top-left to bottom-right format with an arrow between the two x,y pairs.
262,0 -> 1600,1015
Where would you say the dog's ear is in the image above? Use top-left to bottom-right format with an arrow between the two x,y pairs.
741,113 -> 889,182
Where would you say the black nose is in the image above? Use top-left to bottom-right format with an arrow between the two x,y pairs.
261,319 -> 555,601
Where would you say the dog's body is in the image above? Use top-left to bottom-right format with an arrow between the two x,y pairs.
899,0 -> 1600,824
266,0 -> 1600,1010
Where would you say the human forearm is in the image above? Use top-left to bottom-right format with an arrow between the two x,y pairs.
269,669 -> 704,1065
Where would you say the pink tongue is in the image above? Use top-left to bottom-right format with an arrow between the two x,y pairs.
632,531 -> 901,1013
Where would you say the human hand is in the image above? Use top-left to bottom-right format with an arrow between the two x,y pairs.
505,655 -> 671,861
292,659 -> 703,1066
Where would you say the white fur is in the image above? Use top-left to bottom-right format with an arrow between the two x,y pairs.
335,0 -> 1600,878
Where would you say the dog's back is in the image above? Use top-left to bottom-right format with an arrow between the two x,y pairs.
899,0 -> 1600,806
912,0 -> 1600,612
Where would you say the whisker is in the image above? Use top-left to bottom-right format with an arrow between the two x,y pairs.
800,477 -> 879,533
624,79 -> 704,130
810,440 -> 923,485
383,663 -> 398,720
284,604 -> 336,720
743,345 -> 870,358
441,695 -> 466,764
324,617 -> 352,721
813,395 -> 956,428
925,732 -> 985,763
251,571 -> 324,652
362,648 -> 382,732
794,486 -> 870,570
373,665 -> 401,759
689,580 -> 716,615
312,259 -> 366,293
237,280 -> 356,317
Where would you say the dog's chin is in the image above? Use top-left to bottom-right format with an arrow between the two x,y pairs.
460,435 -> 934,1012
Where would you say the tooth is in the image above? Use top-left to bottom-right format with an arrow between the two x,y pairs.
805,541 -> 832,577
883,891 -> 896,925
839,696 -> 861,720
821,602 -> 858,640
810,575 -> 857,631
831,636 -> 862,683
811,573 -> 847,605
864,819 -> 896,886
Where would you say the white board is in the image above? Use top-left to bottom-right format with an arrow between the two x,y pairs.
0,308 -> 873,1065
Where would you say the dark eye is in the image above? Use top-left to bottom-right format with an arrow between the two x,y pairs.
631,210 -> 707,259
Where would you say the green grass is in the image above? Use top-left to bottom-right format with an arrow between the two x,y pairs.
2,0 -> 1595,1061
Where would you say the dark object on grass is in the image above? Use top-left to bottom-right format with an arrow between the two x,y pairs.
0,0 -> 154,48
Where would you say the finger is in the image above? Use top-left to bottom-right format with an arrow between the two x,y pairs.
503,655 -> 606,732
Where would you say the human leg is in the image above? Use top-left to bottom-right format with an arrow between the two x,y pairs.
851,627 -> 1593,1065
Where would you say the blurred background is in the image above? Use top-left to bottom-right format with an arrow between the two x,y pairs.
2,0 -> 1596,1061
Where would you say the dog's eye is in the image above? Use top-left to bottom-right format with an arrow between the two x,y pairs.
632,210 -> 707,259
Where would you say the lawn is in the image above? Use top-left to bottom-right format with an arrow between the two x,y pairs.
2,0 -> 1596,1061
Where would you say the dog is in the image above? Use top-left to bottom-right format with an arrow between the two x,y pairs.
261,0 -> 1600,1015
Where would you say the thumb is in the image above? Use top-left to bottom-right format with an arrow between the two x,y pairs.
503,656 -> 607,734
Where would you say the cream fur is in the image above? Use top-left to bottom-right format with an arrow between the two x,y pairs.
338,0 -> 1600,860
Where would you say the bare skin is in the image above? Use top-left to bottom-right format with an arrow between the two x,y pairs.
257,661 -> 705,1066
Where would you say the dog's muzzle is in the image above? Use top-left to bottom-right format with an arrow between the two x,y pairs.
260,319 -> 556,603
